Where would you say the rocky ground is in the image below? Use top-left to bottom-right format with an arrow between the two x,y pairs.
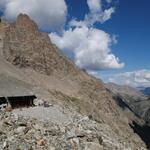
0,105 -> 146,150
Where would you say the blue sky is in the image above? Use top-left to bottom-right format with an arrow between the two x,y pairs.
103,0 -> 150,71
67,0 -> 150,72
0,0 -> 150,87
66,0 -> 150,86
92,0 -> 150,83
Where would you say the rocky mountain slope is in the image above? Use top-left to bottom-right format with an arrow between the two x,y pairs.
106,82 -> 145,100
106,82 -> 150,148
0,14 -> 149,149
105,82 -> 150,117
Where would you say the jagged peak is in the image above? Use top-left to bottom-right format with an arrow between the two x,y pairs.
15,13 -> 38,32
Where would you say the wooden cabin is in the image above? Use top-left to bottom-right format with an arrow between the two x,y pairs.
0,74 -> 37,110
0,95 -> 36,109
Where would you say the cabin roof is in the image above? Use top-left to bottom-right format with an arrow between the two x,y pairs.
0,74 -> 34,97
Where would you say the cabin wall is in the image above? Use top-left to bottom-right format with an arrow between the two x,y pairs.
0,95 -> 36,109
0,97 -> 7,109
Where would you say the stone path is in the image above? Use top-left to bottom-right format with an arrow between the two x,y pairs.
13,105 -> 72,124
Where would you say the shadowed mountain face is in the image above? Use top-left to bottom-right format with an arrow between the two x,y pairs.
130,121 -> 150,149
106,82 -> 150,117
140,87 -> 150,96
106,82 -> 150,148
0,14 -> 148,149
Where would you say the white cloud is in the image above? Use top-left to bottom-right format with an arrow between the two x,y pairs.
70,0 -> 115,27
49,0 -> 123,71
109,70 -> 150,87
87,0 -> 102,13
106,0 -> 112,3
102,7 -> 115,23
50,26 -> 124,70
0,0 -> 67,31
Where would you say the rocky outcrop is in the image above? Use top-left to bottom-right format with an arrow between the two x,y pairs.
3,14 -> 78,77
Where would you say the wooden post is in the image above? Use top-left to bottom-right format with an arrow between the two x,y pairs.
5,97 -> 13,112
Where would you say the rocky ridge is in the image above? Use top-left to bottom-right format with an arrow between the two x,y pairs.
106,82 -> 150,123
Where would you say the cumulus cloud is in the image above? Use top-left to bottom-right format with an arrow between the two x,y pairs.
87,0 -> 101,13
50,0 -> 123,71
69,0 -> 115,27
0,0 -> 67,31
109,70 -> 150,87
50,26 -> 124,70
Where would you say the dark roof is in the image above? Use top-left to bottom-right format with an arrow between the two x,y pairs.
0,74 -> 34,97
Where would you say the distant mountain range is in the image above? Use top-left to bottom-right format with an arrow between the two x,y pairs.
137,87 -> 150,96
105,83 -> 150,118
